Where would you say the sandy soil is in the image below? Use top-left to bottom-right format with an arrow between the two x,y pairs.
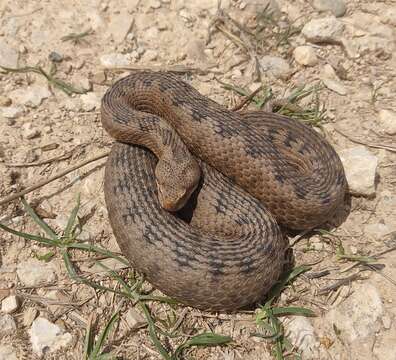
0,1 -> 395,359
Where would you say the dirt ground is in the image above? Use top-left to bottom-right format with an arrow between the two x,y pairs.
0,0 -> 395,359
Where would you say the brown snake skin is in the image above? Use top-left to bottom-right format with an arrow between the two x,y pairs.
101,72 -> 346,310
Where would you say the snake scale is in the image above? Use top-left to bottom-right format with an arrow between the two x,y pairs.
101,72 -> 346,310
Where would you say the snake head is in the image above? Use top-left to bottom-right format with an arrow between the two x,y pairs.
155,152 -> 201,212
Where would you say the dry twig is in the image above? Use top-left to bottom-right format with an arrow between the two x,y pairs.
0,152 -> 109,206
335,128 -> 396,153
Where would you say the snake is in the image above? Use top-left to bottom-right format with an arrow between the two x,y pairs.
101,71 -> 346,310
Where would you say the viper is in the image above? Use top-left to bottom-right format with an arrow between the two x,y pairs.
101,72 -> 346,310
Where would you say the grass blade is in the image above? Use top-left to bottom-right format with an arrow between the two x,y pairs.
61,250 -> 130,296
1,65 -> 89,96
68,245 -> 129,265
173,332 -> 232,359
90,311 -> 119,359
0,222 -> 58,246
84,315 -> 95,359
64,194 -> 80,239
337,254 -> 376,263
140,303 -> 171,360
266,265 -> 311,304
267,306 -> 315,317
21,197 -> 58,240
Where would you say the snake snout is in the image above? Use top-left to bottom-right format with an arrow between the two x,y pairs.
157,181 -> 199,212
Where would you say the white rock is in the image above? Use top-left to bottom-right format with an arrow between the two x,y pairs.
325,283 -> 383,342
293,46 -> 318,66
321,77 -> 347,95
1,295 -> 19,314
29,317 -> 73,356
63,98 -> 79,112
1,106 -> 23,119
236,0 -> 281,20
302,16 -> 344,43
286,317 -> 319,359
77,78 -> 92,92
339,146 -> 378,197
259,56 -> 290,79
16,259 -> 56,287
340,38 -> 360,59
363,223 -> 392,239
321,64 -> 347,95
80,92 -> 101,111
0,345 -> 17,360
0,40 -> 19,69
82,257 -> 129,274
0,314 -> 17,335
22,123 -> 41,140
378,109 -> 396,135
100,53 -> 130,68
141,49 -> 159,62
313,0 -> 346,17
124,308 -> 146,330
10,85 -> 51,108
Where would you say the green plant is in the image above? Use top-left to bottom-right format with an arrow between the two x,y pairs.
253,266 -> 314,359
0,197 -> 232,359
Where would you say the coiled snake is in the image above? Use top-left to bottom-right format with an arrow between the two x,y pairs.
101,72 -> 346,310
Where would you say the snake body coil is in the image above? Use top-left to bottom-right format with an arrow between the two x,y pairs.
101,72 -> 346,310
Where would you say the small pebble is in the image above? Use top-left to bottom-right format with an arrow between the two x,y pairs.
0,95 -> 12,107
141,49 -> 158,62
321,64 -> 347,95
339,146 -> 378,197
100,53 -> 130,68
29,317 -> 73,356
293,46 -> 318,66
19,44 -> 28,54
1,106 -> 23,119
1,295 -> 19,314
16,258 -> 56,287
22,123 -> 41,140
48,51 -> 63,62
124,308 -> 147,330
259,55 -> 291,79
78,78 -> 92,92
313,0 -> 346,17
0,314 -> 17,336
378,109 -> 396,135
10,85 -> 51,108
302,16 -> 344,43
